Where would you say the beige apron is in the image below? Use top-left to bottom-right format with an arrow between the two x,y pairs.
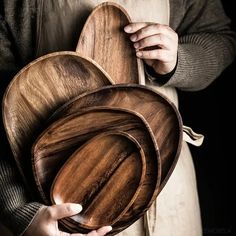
35,1 -> 202,236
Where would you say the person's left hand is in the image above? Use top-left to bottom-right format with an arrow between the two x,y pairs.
23,203 -> 112,236
124,22 -> 178,75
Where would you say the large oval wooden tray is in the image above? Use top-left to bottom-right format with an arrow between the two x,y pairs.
76,2 -> 140,84
32,106 -> 160,232
51,131 -> 146,229
2,52 -> 113,185
51,84 -> 183,192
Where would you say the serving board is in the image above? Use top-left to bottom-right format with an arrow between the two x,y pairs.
32,106 -> 160,232
76,2 -> 140,84
51,131 -> 146,229
51,84 -> 183,192
3,52 -> 112,185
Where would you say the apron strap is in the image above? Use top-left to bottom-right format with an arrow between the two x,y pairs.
183,125 -> 204,146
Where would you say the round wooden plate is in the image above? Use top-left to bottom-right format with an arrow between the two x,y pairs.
76,2 -> 140,84
2,51 -> 113,185
51,131 -> 146,229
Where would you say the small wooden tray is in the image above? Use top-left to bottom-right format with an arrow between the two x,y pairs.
51,131 -> 146,229
76,2 -> 140,84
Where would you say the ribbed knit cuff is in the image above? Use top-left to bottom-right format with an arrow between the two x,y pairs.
14,202 -> 43,236
1,201 -> 43,236
0,158 -> 44,236
165,33 -> 234,91
145,62 -> 177,85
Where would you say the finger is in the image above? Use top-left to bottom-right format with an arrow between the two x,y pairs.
124,22 -> 149,33
48,203 -> 83,220
96,226 -> 113,235
59,231 -> 84,236
129,24 -> 173,42
59,226 -> 112,236
134,34 -> 171,50
59,231 -> 71,236
136,49 -> 170,61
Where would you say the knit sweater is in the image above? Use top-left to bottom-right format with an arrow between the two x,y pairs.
0,0 -> 236,235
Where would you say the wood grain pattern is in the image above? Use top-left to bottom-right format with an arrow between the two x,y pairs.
51,132 -> 146,229
40,82 -> 183,235
2,52 -> 113,186
32,107 -> 160,232
51,84 -> 183,193
76,2 -> 139,84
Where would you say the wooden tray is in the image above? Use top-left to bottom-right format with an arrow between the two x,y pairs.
32,106 -> 160,232
51,84 -> 183,192
2,52 -> 112,185
51,131 -> 146,229
76,2 -> 140,84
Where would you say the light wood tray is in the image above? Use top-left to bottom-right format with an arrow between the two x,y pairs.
76,2 -> 140,84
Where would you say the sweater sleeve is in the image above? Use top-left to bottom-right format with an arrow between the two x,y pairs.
0,150 -> 43,236
0,4 -> 43,236
166,0 -> 236,91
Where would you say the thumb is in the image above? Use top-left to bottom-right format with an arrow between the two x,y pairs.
144,59 -> 154,67
48,203 -> 83,220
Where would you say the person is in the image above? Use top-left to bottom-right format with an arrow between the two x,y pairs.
0,0 -> 235,235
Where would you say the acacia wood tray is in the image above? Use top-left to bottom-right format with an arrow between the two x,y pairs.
32,106 -> 160,232
45,84 -> 182,234
51,131 -> 146,229
76,2 -> 140,84
51,84 -> 183,192
32,106 -> 160,203
2,52 -> 112,185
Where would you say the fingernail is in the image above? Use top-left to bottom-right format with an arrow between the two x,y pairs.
134,43 -> 139,49
71,204 -> 83,212
124,25 -> 131,32
130,35 -> 137,42
136,51 -> 142,57
107,226 -> 113,232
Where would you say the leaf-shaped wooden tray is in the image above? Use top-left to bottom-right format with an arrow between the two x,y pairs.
2,52 -> 113,185
76,2 -> 140,84
51,84 -> 183,192
51,131 -> 146,229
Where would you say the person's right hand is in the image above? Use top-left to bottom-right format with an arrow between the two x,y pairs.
23,203 -> 112,236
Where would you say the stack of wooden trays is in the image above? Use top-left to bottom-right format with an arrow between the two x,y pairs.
2,3 -> 182,235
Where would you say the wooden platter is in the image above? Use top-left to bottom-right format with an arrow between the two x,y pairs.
51,84 -> 183,192
32,106 -> 160,233
51,131 -> 146,229
76,2 -> 140,84
2,52 -> 112,185
32,106 -> 160,205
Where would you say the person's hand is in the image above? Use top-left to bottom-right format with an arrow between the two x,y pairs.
23,203 -> 112,236
124,22 -> 178,75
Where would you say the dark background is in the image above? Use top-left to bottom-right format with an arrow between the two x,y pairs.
178,1 -> 235,235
